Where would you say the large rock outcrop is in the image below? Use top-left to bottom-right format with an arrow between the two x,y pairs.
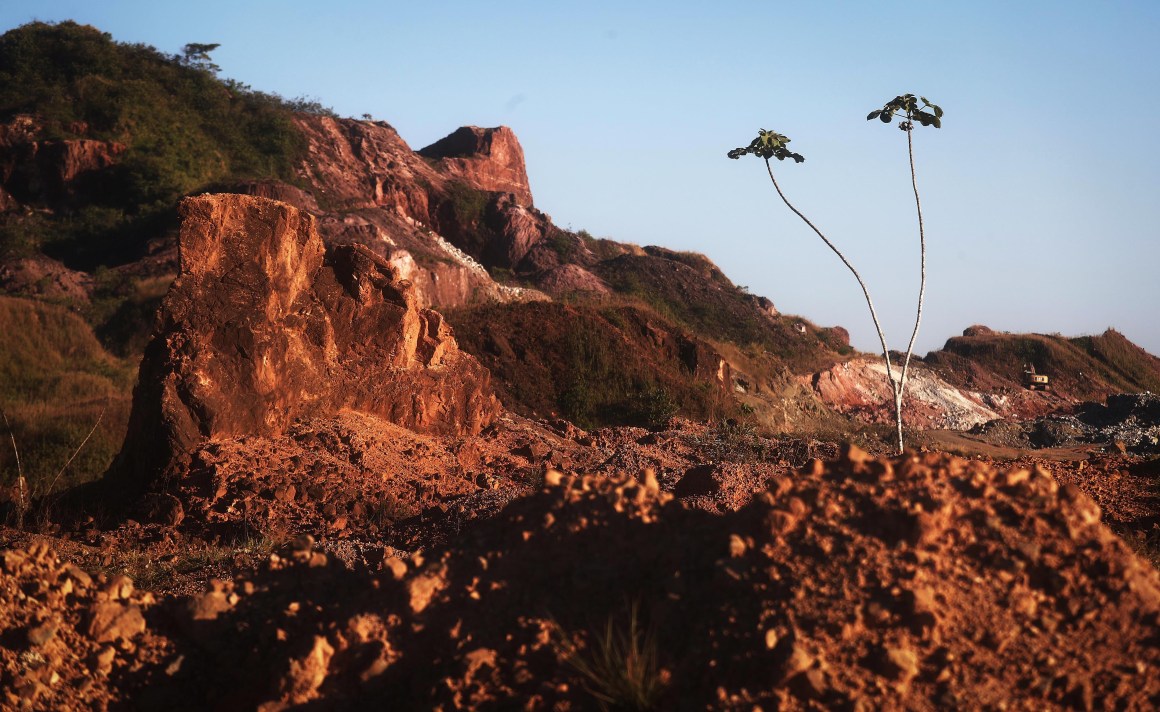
110,194 -> 499,492
419,126 -> 533,207
291,116 -> 553,303
293,119 -> 532,217
293,116 -> 436,215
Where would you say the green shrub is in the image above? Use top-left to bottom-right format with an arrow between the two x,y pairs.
546,230 -> 578,260
444,180 -> 489,226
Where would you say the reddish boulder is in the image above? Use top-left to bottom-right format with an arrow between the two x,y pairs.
822,325 -> 851,348
111,194 -> 499,492
534,264 -> 610,297
487,195 -> 551,267
45,139 -> 125,186
419,126 -> 534,207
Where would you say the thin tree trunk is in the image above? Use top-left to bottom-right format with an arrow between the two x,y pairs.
46,407 -> 105,495
1,407 -> 24,529
895,126 -> 927,453
763,159 -> 902,440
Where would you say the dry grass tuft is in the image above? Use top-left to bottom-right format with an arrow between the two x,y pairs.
551,601 -> 666,711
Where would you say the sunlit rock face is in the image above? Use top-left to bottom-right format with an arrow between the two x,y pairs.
418,125 -> 534,208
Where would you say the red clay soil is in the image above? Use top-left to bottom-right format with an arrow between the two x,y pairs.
915,431 -> 1160,561
135,413 -> 823,554
3,446 -> 1159,710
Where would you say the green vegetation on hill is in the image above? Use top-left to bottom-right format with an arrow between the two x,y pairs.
0,21 -> 325,266
1072,330 -> 1160,393
926,328 -> 1160,399
593,251 -> 848,374
447,301 -> 736,429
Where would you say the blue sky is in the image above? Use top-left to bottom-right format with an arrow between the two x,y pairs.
4,1 -> 1159,356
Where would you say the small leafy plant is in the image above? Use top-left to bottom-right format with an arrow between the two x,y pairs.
728,95 -> 943,453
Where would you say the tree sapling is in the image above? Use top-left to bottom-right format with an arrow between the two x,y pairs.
728,97 -> 944,454
867,94 -> 943,451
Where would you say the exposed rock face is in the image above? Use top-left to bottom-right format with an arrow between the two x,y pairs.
810,357 -> 1000,430
823,326 -> 850,348
0,116 -> 125,209
111,194 -> 499,492
483,196 -> 549,267
293,116 -> 436,216
292,118 -> 534,232
228,179 -> 320,213
44,139 -> 124,186
419,126 -> 533,207
534,264 -> 610,296
291,115 -> 554,307
748,294 -> 779,319
310,208 -> 550,308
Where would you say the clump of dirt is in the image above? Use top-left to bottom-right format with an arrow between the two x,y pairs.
0,541 -> 173,710
3,448 -> 1158,709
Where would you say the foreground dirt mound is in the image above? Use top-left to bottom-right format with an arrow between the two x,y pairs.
6,450 -> 1157,709
324,449 -> 1157,710
111,194 -> 499,493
